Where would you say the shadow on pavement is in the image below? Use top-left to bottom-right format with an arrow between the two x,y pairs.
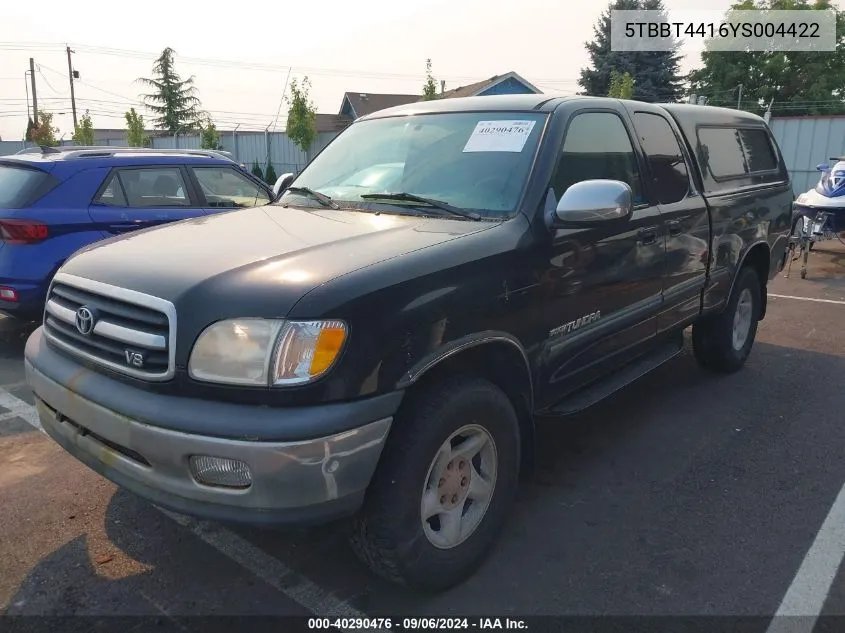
4,340 -> 845,618
3,484 -> 309,621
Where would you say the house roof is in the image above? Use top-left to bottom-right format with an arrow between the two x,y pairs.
340,92 -> 421,118
315,113 -> 353,133
439,71 -> 542,99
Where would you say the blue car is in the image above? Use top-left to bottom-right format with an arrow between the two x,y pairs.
0,146 -> 275,322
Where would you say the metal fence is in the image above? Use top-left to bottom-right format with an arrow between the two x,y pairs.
0,130 -> 339,176
2,115 -> 839,195
767,116 -> 845,196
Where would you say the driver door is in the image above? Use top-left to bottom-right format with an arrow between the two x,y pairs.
535,108 -> 666,406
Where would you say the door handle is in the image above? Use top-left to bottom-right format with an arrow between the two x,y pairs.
638,226 -> 659,245
668,220 -> 682,236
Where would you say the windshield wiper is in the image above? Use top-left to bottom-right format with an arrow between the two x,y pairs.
284,186 -> 339,209
360,192 -> 481,220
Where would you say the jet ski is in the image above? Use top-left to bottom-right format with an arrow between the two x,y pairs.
792,158 -> 845,241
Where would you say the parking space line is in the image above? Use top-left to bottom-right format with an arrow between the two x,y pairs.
0,387 -> 367,619
766,483 -> 845,633
769,294 -> 845,306
160,509 -> 366,618
0,389 -> 42,433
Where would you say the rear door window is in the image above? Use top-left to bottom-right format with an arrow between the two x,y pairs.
632,112 -> 691,204
0,164 -> 55,209
116,168 -> 191,207
93,172 -> 128,206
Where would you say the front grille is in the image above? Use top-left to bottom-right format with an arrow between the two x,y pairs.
43,273 -> 176,381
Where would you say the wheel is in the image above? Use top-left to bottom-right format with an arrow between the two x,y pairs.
692,266 -> 761,373
349,375 -> 520,591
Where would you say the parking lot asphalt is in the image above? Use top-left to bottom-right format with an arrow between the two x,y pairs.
3,242 -> 845,628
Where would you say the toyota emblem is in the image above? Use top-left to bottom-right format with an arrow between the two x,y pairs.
75,306 -> 95,335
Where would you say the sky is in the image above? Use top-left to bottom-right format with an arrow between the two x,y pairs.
0,0 -> 739,141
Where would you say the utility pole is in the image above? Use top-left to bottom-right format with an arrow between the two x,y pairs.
66,45 -> 78,129
737,83 -> 743,110
29,58 -> 38,122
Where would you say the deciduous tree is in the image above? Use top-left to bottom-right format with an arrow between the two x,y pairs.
200,119 -> 222,150
125,108 -> 148,147
608,71 -> 635,98
29,112 -> 59,146
72,109 -> 95,145
285,77 -> 317,154
688,0 -> 845,116
422,59 -> 439,100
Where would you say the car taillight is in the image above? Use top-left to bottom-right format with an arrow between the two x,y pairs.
0,287 -> 18,302
0,219 -> 49,244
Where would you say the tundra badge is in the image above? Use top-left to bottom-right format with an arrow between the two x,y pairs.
550,310 -> 601,337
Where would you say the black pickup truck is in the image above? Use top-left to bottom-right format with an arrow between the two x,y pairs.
24,95 -> 792,591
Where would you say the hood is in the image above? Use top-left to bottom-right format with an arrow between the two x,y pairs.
60,205 -> 493,318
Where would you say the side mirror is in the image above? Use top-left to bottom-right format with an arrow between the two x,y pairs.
553,179 -> 633,227
817,163 -> 830,172
273,173 -> 295,199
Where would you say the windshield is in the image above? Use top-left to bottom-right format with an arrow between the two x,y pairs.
280,111 -> 547,217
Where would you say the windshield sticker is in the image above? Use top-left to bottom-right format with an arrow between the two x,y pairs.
463,120 -> 536,153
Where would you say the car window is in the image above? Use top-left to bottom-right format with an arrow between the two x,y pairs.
696,128 -> 748,180
116,168 -> 190,207
282,112 -> 547,216
632,112 -> 691,205
738,129 -> 778,173
94,172 -> 128,206
192,167 -> 271,208
552,111 -> 645,205
0,164 -> 54,209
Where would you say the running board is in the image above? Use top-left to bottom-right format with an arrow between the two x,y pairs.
548,341 -> 684,416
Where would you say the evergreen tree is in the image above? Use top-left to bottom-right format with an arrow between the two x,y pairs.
24,117 -> 36,142
579,0 -> 683,102
251,160 -> 264,180
265,163 -> 278,185
138,47 -> 203,134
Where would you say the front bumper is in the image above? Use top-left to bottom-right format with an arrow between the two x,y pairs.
24,327 -> 398,526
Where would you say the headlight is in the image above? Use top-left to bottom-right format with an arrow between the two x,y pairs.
796,193 -> 809,204
189,318 -> 347,386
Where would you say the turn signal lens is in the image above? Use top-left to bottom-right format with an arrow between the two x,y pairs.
272,320 -> 348,386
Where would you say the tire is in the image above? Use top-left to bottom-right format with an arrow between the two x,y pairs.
692,266 -> 761,373
349,375 -> 520,591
